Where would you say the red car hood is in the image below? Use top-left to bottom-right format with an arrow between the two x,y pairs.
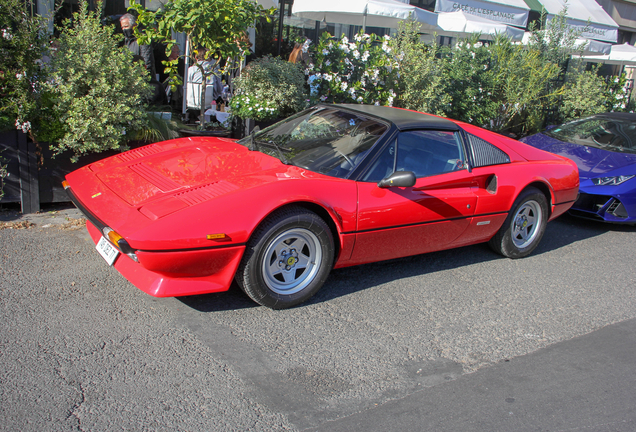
89,137 -> 280,206
65,137 -> 289,242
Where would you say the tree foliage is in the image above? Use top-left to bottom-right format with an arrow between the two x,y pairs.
130,0 -> 273,117
132,0 -> 269,64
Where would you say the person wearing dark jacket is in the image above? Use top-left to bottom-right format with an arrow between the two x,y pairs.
120,13 -> 166,105
120,13 -> 156,79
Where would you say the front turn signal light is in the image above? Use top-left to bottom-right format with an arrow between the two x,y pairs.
103,228 -> 123,245
102,227 -> 138,262
62,181 -> 70,189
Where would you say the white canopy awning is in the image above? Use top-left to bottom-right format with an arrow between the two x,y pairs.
522,31 -> 612,55
434,0 -> 530,28
437,11 -> 525,41
291,0 -> 440,32
572,42 -> 636,66
535,0 -> 618,43
575,38 -> 613,55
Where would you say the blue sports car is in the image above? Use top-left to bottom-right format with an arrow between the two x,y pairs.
521,113 -> 636,224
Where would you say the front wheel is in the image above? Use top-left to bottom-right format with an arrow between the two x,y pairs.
489,187 -> 548,259
236,206 -> 334,309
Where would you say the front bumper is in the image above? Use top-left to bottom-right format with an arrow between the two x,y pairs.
569,192 -> 635,224
66,184 -> 245,297
85,221 -> 244,297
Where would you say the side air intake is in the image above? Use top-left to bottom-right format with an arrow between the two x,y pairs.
467,134 -> 510,168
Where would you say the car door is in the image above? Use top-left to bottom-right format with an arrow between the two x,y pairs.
350,129 -> 478,265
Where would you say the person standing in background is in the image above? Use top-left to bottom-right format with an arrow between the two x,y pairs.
120,13 -> 166,105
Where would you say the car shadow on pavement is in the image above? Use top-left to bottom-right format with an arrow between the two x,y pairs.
535,213 -> 634,254
177,284 -> 257,312
179,213 -> 619,312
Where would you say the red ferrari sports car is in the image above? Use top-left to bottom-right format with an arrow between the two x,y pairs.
64,104 -> 579,309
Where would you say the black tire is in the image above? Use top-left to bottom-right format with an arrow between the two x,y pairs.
236,206 -> 335,309
489,187 -> 548,259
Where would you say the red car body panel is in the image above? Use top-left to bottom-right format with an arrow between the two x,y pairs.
65,108 -> 579,299
86,221 -> 240,297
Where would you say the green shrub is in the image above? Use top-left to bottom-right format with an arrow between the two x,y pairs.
559,69 -> 610,121
42,0 -> 152,161
230,55 -> 307,121
558,70 -> 633,122
438,37 -> 499,127
390,20 -> 449,115
488,36 -> 561,133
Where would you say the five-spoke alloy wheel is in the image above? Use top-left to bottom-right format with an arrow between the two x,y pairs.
489,187 -> 548,259
261,228 -> 322,296
236,206 -> 334,309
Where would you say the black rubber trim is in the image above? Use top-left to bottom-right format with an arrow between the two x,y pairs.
554,199 -> 576,206
65,186 -> 109,233
341,211 -> 508,235
135,243 -> 247,254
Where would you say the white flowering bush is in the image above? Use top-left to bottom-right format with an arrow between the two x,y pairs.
0,0 -> 49,134
307,32 -> 399,106
230,55 -> 306,121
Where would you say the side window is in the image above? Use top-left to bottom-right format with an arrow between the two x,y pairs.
361,139 -> 396,182
362,130 -> 465,182
396,130 -> 465,177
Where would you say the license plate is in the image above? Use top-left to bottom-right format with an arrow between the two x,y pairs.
96,236 -> 119,266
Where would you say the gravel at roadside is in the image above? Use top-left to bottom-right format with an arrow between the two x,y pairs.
0,203 -> 85,230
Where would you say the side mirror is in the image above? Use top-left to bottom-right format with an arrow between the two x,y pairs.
377,171 -> 416,188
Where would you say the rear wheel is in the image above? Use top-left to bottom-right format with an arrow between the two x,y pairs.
236,206 -> 334,309
489,187 -> 548,259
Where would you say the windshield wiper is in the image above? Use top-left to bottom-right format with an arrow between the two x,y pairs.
246,127 -> 291,165
247,127 -> 258,151
267,140 -> 291,165
249,138 -> 293,165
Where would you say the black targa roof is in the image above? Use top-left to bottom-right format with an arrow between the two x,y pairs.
331,104 -> 460,132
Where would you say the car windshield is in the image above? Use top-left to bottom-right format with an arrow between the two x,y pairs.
237,107 -> 389,178
545,116 -> 636,154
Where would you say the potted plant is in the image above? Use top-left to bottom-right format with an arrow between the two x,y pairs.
229,55 -> 307,129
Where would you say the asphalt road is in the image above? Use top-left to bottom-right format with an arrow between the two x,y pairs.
1,207 -> 635,431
